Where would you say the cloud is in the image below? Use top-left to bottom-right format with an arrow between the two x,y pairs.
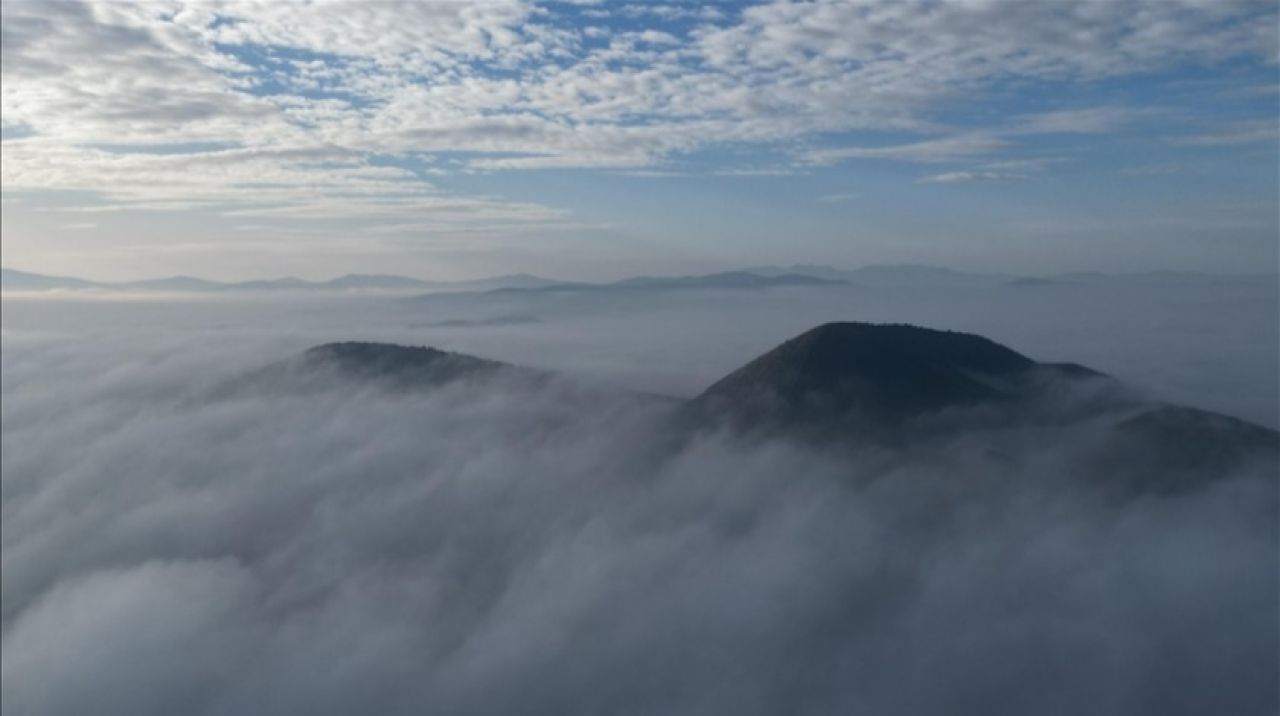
618,4 -> 724,22
635,30 -> 680,46
0,1 -> 571,233
815,192 -> 857,203
713,167 -> 803,177
1011,107 -> 1149,135
2,0 -> 1274,224
805,135 -> 1011,165
464,153 -> 656,171
1,303 -> 1275,715
1173,119 -> 1278,146
614,170 -> 688,178
918,171 -> 1022,184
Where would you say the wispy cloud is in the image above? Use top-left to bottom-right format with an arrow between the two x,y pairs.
713,167 -> 802,177
614,170 -> 688,178
1173,120 -> 1278,146
917,171 -> 1022,184
815,193 -> 857,203
804,136 -> 1011,165
1010,107 -> 1150,135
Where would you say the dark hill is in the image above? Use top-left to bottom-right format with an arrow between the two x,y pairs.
298,342 -> 512,385
222,342 -> 527,397
231,325 -> 1275,495
1094,405 -> 1280,493
692,322 -> 1107,431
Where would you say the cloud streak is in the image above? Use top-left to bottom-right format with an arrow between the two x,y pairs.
918,171 -> 1021,184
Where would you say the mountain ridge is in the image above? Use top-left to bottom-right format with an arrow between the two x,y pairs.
263,322 -> 1277,492
690,322 -> 1114,433
6,265 -> 1275,296
0,267 -> 563,294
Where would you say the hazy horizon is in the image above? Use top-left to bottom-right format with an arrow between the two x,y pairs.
4,261 -> 1280,287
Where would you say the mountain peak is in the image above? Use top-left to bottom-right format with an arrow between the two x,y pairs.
693,322 -> 1089,431
300,342 -> 508,383
780,321 -> 1034,372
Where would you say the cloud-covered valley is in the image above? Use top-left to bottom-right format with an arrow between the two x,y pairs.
2,282 -> 1276,715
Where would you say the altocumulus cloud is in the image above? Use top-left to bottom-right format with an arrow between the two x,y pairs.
1,0 -> 1275,225
1,329 -> 1275,716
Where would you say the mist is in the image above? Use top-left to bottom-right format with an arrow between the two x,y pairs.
2,281 -> 1277,716
5,275 -> 1276,425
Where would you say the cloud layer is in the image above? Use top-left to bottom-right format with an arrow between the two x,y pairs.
2,0 -> 1276,230
2,291 -> 1277,715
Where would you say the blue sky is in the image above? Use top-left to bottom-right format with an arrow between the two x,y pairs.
1,0 -> 1276,281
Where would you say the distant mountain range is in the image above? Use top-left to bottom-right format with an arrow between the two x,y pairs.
743,264 -> 1279,288
257,322 -> 1277,495
0,267 -> 846,295
471,271 -> 844,296
743,263 -> 1013,287
4,265 -> 1274,296
0,268 -> 560,294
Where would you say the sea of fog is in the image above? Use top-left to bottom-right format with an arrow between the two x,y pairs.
2,279 -> 1277,715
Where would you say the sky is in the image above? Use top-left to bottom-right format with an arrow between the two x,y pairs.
1,0 -> 1277,282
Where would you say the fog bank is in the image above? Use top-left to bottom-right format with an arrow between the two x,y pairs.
2,285 -> 1276,715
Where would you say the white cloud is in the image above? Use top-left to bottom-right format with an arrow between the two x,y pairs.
1011,107 -> 1150,135
917,171 -> 1021,184
0,0 -> 1274,235
805,135 -> 1011,165
713,167 -> 802,177
614,170 -> 688,178
636,30 -> 680,46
